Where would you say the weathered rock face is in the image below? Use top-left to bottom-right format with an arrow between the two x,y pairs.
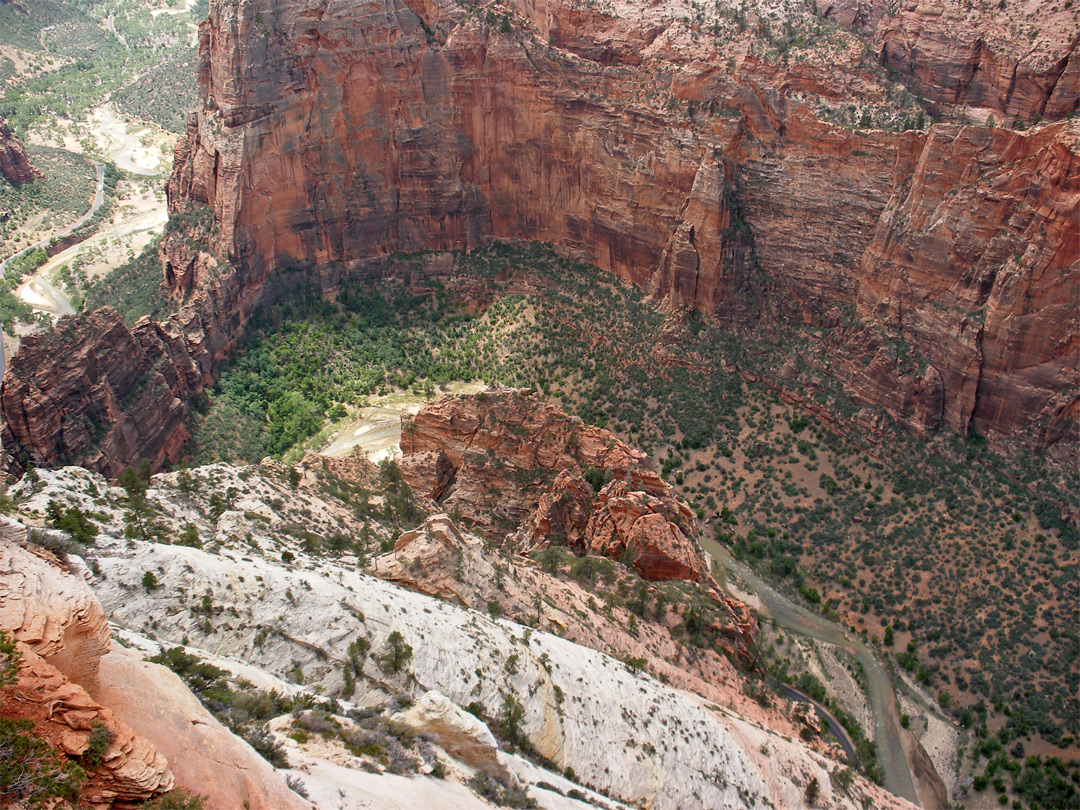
0,116 -> 38,185
861,0 -> 1077,122
95,644 -> 312,810
849,122 -> 1080,447
166,0 -> 1076,455
0,537 -> 175,807
0,518 -> 310,809
0,243 -> 262,477
0,530 -> 110,690
399,388 -> 717,585
1,0 -> 1076,478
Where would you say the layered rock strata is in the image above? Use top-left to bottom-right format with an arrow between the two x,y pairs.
1,0 -> 1076,477
166,0 -> 1077,452
0,533 -> 175,807
400,389 -> 712,578
0,242 -> 260,477
0,517 -> 310,809
0,116 -> 38,186
820,0 -> 1079,122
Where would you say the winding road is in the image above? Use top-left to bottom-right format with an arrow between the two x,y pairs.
779,681 -> 857,760
0,161 -> 105,276
700,534 -> 921,806
0,160 -> 104,379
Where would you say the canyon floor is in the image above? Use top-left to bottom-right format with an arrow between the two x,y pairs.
0,0 -> 1076,805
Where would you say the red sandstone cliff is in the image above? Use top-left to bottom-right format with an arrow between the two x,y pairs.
0,252 -> 260,477
820,0 -> 1078,123
0,116 -> 39,186
1,0 -> 1076,476
163,0 -> 1075,453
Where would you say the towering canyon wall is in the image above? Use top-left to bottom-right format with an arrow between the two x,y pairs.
819,0 -> 1078,123
2,0 -> 1077,475
169,0 -> 1079,447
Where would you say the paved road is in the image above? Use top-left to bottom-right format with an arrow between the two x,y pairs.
0,160 -> 104,379
701,534 -> 921,806
779,682 -> 857,760
0,161 -> 105,276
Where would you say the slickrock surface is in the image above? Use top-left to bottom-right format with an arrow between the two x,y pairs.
9,458 -> 920,810
0,517 -> 310,808
95,644 -> 312,810
92,520 -> 911,810
0,531 -> 110,690
0,116 -> 38,185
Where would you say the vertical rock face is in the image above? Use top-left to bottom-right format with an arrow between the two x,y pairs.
853,123 -> 1080,446
0,116 -> 38,185
821,0 -> 1078,122
0,242 -> 264,477
162,0 -> 1076,454
1,0 -> 1076,475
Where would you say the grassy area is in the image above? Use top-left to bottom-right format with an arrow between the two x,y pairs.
185,243 -> 1077,798
83,235 -> 174,325
0,0 -> 199,136
112,49 -> 198,134
0,146 -> 97,256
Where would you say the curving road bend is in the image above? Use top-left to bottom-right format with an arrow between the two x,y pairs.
700,534 -> 921,806
0,161 -> 105,276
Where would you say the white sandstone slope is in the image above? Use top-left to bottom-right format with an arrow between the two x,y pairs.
8,463 -> 916,810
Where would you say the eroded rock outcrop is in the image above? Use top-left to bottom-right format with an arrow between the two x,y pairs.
0,116 -> 38,186
0,244 -> 263,477
400,388 -> 716,585
95,644 -> 312,810
0,538 -> 175,807
0,521 -> 311,809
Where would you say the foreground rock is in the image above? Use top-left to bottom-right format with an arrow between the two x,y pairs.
13,461 -> 915,810
0,536 -> 174,807
0,520 -> 308,809
94,644 -> 311,810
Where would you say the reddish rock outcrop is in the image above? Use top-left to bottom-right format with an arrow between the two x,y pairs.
1,0 -> 1076,478
4,646 -> 175,808
95,645 -> 312,810
378,511 -> 759,675
400,389 -> 716,585
0,116 -> 39,186
0,538 -> 175,807
1,526 -> 309,809
820,0 -> 1078,122
0,241 -> 263,477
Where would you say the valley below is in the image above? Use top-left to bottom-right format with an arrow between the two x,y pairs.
0,0 -> 1076,806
